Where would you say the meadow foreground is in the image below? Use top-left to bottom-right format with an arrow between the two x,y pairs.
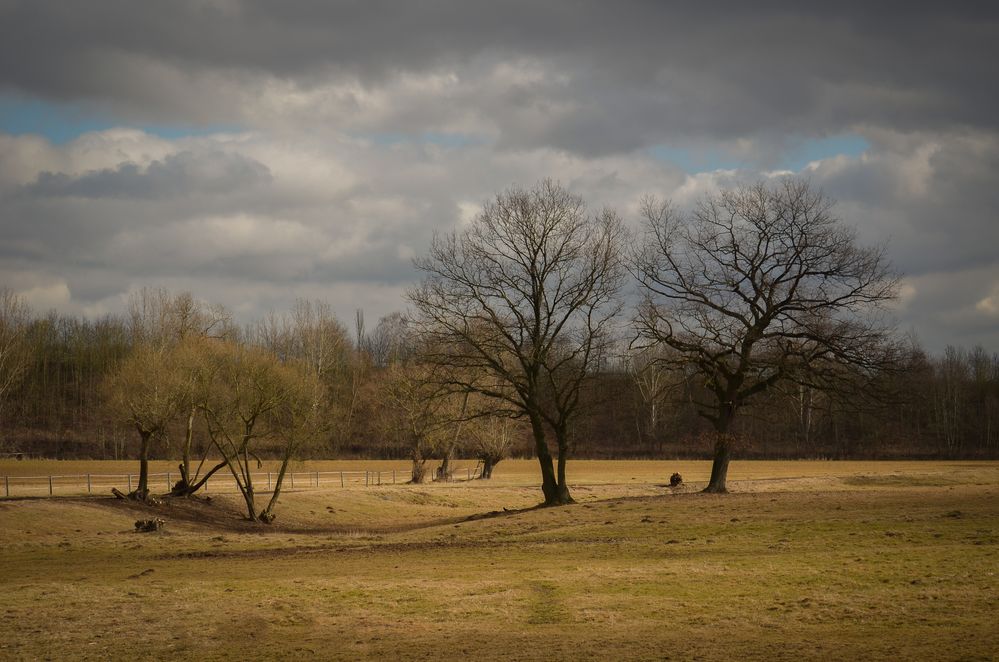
1,460 -> 997,661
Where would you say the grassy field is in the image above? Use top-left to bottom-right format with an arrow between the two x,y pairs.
1,460 -> 997,660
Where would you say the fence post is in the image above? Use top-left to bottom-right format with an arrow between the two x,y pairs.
267,472 -> 272,489
128,474 -> 132,493
393,470 -> 396,484
467,468 -> 471,482
378,471 -> 381,486
87,474 -> 92,494
291,472 -> 295,489
167,472 -> 171,490
49,475 -> 53,496
340,471 -> 344,487
5,475 -> 8,497
315,471 -> 319,487
365,471 -> 369,486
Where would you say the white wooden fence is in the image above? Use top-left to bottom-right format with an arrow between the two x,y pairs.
1,466 -> 482,498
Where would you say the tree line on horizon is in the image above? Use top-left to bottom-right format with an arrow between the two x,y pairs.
1,180 -> 997,509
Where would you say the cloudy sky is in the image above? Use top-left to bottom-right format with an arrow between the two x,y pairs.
1,1 -> 997,352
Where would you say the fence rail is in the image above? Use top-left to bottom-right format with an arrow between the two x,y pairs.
1,466 -> 482,498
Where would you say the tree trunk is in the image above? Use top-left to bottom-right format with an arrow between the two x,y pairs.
178,407 -> 196,490
240,488 -> 257,521
219,435 -> 258,521
479,456 -> 496,479
234,454 -> 257,521
703,437 -> 731,493
260,452 -> 292,522
241,446 -> 256,520
411,459 -> 428,483
215,443 -> 257,520
437,392 -> 466,483
171,460 -> 227,496
436,446 -> 453,482
134,429 -> 152,501
553,428 -> 574,505
704,409 -> 734,493
410,444 -> 428,484
531,417 -> 561,505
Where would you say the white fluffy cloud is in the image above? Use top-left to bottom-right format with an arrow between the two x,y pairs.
2,124 -> 996,351
0,128 -> 683,325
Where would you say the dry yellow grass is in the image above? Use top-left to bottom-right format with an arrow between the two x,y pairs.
1,460 -> 997,660
3,458 -> 993,496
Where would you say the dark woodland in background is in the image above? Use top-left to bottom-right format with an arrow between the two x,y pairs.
1,297 -> 996,462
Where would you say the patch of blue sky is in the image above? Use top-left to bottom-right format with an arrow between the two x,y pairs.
780,134 -> 869,172
0,96 -> 240,143
650,134 -> 869,174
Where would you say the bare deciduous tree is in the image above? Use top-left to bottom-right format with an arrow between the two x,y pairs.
465,408 -> 522,479
410,179 -> 626,505
105,343 -> 184,500
199,342 -> 294,520
258,360 -> 328,522
127,287 -> 232,347
633,179 -> 899,492
255,299 -> 348,376
169,337 -> 229,496
379,360 -> 462,484
145,336 -> 331,520
624,346 -> 680,453
0,288 -> 31,431
124,289 -> 233,495
367,312 -> 415,368
253,298 -> 354,451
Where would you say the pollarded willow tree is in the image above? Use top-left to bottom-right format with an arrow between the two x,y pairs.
465,405 -> 523,479
105,343 -> 184,500
199,341 -> 299,521
122,288 -> 234,496
409,179 -> 626,505
379,359 -> 465,484
633,179 -> 899,493
257,357 -> 328,523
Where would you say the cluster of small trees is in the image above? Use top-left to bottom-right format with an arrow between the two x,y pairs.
1,178 -> 996,511
0,284 -> 527,516
103,292 -> 330,520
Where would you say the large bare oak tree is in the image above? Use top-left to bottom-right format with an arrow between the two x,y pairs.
633,179 -> 899,492
410,179 -> 625,505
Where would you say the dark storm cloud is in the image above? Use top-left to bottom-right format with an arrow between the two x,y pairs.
21,150 -> 271,199
1,2 -> 997,153
814,133 -> 999,277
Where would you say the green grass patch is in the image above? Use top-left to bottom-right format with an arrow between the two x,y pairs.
527,580 -> 573,624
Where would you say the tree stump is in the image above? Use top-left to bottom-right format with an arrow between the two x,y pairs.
669,472 -> 683,487
134,518 -> 164,532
